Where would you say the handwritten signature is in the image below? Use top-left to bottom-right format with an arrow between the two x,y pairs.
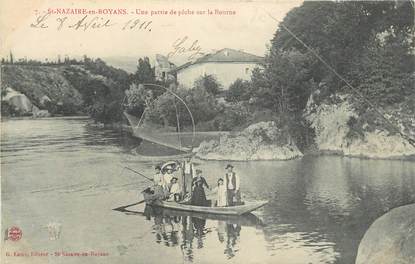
167,36 -> 204,60
30,13 -> 152,32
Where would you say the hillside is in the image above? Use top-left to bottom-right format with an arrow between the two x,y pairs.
2,65 -> 84,115
1,60 -> 130,120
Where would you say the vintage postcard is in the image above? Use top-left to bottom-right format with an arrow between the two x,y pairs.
1,0 -> 414,263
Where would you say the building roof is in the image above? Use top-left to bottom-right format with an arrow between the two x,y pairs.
173,48 -> 264,72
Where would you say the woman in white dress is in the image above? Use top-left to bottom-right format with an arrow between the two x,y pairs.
215,178 -> 227,207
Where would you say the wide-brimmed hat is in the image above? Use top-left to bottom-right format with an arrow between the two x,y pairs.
161,161 -> 178,172
225,164 -> 234,169
170,177 -> 178,182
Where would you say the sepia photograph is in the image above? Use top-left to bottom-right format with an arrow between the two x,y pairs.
1,0 -> 414,263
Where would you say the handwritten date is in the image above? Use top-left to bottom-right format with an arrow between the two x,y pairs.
30,13 -> 152,32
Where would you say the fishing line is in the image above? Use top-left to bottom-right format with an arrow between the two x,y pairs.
265,11 -> 415,148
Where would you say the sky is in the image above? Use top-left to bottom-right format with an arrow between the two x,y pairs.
0,0 -> 303,67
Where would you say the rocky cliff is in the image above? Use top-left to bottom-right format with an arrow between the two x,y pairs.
304,90 -> 415,159
195,121 -> 303,160
1,65 -> 84,116
1,62 -> 128,118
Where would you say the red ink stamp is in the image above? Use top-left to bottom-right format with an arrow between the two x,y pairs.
7,226 -> 22,241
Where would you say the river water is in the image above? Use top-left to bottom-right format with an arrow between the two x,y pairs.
1,117 -> 415,264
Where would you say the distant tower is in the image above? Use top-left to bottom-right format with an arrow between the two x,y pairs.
57,55 -> 61,64
9,50 -> 14,64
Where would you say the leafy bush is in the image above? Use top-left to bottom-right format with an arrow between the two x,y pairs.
83,57 -> 130,91
62,63 -> 125,123
212,104 -> 250,131
124,83 -> 148,116
226,79 -> 251,102
144,85 -> 222,128
194,74 -> 222,95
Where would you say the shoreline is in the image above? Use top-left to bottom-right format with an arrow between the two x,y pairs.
1,115 -> 89,120
194,151 -> 415,162
3,116 -> 414,161
303,150 -> 415,161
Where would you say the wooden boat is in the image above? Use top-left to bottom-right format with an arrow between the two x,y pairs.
149,200 -> 268,216
143,188 -> 267,216
142,186 -> 267,216
149,206 -> 265,226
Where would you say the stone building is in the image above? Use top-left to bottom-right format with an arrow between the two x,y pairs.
171,48 -> 263,89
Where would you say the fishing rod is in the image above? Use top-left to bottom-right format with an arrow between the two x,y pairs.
112,166 -> 152,211
266,11 -> 415,148
124,166 -> 153,182
112,200 -> 146,211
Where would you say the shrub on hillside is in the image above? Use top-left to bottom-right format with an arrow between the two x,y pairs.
226,79 -> 251,102
62,64 -> 125,123
144,85 -> 222,128
124,83 -> 148,117
194,74 -> 222,95
212,104 -> 250,131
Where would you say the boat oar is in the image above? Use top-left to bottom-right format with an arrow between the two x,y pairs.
124,166 -> 153,182
113,166 -> 153,211
113,200 -> 146,211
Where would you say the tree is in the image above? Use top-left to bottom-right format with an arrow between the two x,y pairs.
133,57 -> 155,84
271,1 -> 414,92
9,51 -> 14,64
124,83 -> 149,116
145,85 -> 221,128
194,74 -> 222,95
348,30 -> 414,106
258,1 -> 414,111
62,59 -> 127,122
86,80 -> 124,123
256,1 -> 414,148
226,79 -> 251,102
249,49 -> 316,114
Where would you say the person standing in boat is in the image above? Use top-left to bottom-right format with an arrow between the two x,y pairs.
182,157 -> 195,196
212,178 -> 227,207
162,167 -> 174,198
173,161 -> 184,194
153,165 -> 164,186
225,164 -> 241,206
168,177 -> 182,202
150,165 -> 165,200
191,169 -> 210,206
182,157 -> 196,196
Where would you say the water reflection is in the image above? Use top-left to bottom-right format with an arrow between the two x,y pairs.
253,156 -> 415,263
222,222 -> 241,258
140,205 -> 260,261
3,118 -> 415,264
